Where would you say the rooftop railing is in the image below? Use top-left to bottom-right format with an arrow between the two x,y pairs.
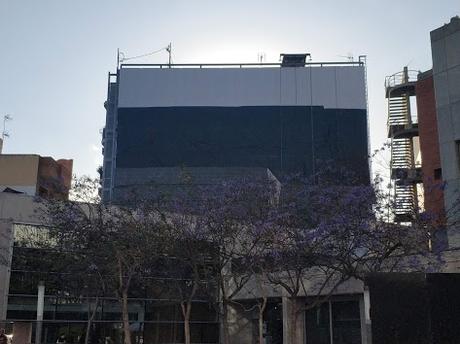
385,70 -> 419,88
119,61 -> 365,69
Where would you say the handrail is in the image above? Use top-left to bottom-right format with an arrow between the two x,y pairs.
385,70 -> 419,88
120,61 -> 364,69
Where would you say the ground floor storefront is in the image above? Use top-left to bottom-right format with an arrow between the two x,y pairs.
3,294 -> 367,344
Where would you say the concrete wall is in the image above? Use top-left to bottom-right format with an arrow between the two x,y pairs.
431,16 -> 460,248
0,155 -> 39,196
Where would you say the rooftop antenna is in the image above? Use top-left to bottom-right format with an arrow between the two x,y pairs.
117,48 -> 124,70
2,114 -> 12,141
257,52 -> 266,64
338,53 -> 354,62
118,44 -> 171,65
166,42 -> 172,67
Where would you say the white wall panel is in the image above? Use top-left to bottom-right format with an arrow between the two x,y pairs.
336,66 -> 367,110
296,67 -> 310,106
234,69 -> 279,107
280,68 -> 297,105
311,67 -> 337,109
118,66 -> 366,109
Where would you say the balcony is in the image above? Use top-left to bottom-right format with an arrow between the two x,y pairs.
385,70 -> 419,98
392,167 -> 423,184
388,123 -> 419,139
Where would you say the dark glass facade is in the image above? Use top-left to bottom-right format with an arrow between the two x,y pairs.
116,106 -> 369,181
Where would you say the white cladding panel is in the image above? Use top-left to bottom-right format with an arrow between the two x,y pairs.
118,66 -> 366,109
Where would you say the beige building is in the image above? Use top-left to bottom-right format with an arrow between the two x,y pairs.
0,154 -> 72,200
0,193 -> 44,344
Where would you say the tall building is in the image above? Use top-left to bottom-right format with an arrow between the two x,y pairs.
101,57 -> 370,203
430,16 -> 460,248
392,16 -> 460,248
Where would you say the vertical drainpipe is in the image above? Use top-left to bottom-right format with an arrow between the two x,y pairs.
35,281 -> 45,344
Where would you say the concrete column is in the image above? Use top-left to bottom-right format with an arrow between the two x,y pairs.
12,322 -> 32,344
35,282 -> 45,344
282,296 -> 304,344
0,220 -> 14,322
359,292 -> 372,344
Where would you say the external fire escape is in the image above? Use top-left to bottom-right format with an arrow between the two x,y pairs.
385,67 -> 422,222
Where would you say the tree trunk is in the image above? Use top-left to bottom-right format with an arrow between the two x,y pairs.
290,300 -> 298,344
84,296 -> 99,344
221,301 -> 230,344
121,288 -> 132,344
181,302 -> 192,344
258,297 -> 267,344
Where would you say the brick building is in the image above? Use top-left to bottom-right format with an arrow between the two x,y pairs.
416,70 -> 445,225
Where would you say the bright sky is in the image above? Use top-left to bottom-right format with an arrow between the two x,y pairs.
1,1 -> 459,177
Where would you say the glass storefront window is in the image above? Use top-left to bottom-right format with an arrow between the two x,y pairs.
306,299 -> 362,344
332,301 -> 362,344
306,302 -> 331,344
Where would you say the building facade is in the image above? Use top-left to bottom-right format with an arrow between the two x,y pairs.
0,154 -> 73,200
430,16 -> 460,248
0,192 -> 371,344
101,60 -> 370,203
386,17 -> 460,249
0,58 -> 374,344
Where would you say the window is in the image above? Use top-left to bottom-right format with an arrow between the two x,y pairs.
332,301 -> 362,344
306,300 -> 362,344
434,168 -> 442,180
306,302 -> 330,344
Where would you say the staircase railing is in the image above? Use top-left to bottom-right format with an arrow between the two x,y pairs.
387,68 -> 419,222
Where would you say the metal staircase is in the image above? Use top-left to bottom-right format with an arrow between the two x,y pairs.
386,68 -> 421,222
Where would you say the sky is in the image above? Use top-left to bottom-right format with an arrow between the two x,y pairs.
1,0 -> 459,178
